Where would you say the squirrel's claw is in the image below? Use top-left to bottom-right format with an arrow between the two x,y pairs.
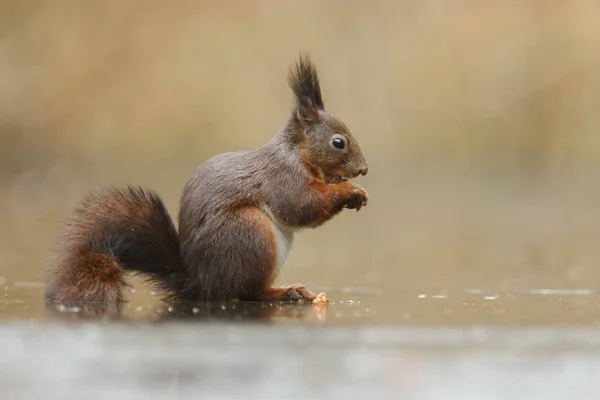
345,185 -> 368,211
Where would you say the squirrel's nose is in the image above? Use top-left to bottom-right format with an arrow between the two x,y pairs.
358,165 -> 368,176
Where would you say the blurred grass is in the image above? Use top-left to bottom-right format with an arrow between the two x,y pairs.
1,0 -> 600,291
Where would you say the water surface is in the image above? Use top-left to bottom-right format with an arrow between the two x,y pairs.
3,278 -> 600,327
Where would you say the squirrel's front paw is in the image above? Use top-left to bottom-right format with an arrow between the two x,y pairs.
345,184 -> 369,211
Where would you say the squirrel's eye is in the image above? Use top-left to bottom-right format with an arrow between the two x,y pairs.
332,137 -> 345,149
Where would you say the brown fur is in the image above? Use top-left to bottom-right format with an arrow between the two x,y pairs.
45,54 -> 368,304
45,186 -> 183,303
46,251 -> 126,303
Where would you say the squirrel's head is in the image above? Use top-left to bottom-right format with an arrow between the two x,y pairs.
287,54 -> 368,184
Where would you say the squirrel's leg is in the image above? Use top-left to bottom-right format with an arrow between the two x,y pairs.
232,208 -> 320,302
185,206 -> 319,302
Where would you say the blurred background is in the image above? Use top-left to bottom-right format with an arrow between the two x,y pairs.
1,0 -> 600,316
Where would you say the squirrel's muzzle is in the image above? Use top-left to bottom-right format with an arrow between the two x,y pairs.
358,165 -> 368,176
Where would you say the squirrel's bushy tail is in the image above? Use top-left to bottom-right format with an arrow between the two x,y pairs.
45,185 -> 186,303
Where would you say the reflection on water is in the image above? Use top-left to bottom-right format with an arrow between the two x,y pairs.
3,279 -> 600,326
42,298 -> 330,324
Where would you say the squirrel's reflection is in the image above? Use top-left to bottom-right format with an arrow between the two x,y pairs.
44,300 -> 327,323
44,301 -> 124,320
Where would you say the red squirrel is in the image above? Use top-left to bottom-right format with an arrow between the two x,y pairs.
44,54 -> 369,305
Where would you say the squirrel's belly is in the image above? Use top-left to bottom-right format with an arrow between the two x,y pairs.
262,206 -> 296,275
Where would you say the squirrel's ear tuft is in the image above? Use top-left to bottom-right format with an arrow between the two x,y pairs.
288,54 -> 324,126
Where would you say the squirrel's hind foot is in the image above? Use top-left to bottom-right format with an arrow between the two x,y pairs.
262,283 -> 327,304
281,283 -> 316,301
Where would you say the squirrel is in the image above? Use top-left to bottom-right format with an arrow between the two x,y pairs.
44,54 -> 369,305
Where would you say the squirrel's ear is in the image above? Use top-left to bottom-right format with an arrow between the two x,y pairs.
294,96 -> 320,127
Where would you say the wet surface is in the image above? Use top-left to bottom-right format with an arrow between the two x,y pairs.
4,257 -> 600,399
1,278 -> 600,394
4,279 -> 600,326
3,274 -> 600,399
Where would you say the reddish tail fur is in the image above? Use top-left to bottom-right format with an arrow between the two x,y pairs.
45,186 -> 185,303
